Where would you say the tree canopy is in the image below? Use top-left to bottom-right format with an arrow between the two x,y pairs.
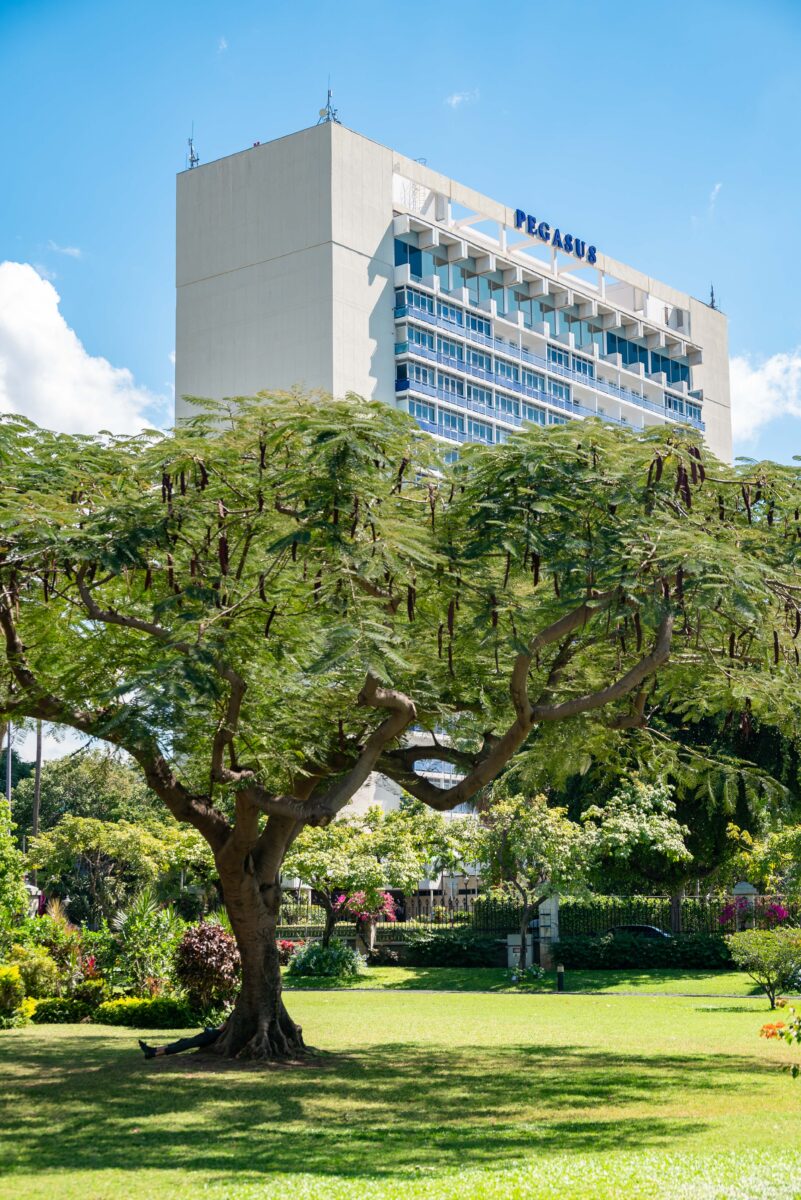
1,393 -> 800,1059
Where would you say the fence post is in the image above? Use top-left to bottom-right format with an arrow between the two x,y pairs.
670,888 -> 684,935
538,894 -> 559,970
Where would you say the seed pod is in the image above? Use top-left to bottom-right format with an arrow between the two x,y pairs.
718,496 -> 725,522
532,553 -> 540,587
774,630 -> 780,665
447,599 -> 455,637
407,584 -> 416,622
197,461 -> 209,489
654,454 -> 664,483
259,573 -> 267,602
794,611 -> 800,640
259,440 -> 267,470
349,495 -> 359,538
167,555 -> 174,589
258,490 -> 264,513
503,551 -> 511,590
689,458 -> 698,486
728,632 -> 735,659
291,541 -> 297,562
662,578 -> 670,601
676,566 -> 684,601
437,623 -> 444,659
144,565 -> 152,591
767,500 -> 775,527
264,606 -> 277,638
179,471 -> 187,496
490,592 -> 498,629
742,486 -> 752,523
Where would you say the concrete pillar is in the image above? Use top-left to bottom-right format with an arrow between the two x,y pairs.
538,895 -> 559,970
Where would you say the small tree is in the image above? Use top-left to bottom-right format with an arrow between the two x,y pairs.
476,794 -> 585,969
581,778 -> 692,890
174,921 -> 240,1014
728,929 -> 801,1008
283,804 -> 451,949
0,799 -> 27,946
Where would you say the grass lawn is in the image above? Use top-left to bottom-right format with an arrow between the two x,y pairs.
284,965 -> 776,996
2,982 -> 801,1200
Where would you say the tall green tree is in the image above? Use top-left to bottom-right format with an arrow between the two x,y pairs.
1,396 -> 800,1061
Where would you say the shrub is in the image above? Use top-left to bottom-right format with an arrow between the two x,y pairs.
367,946 -> 401,967
8,944 -> 60,998
93,996 -> 194,1028
13,913 -> 82,968
0,965 -> 25,1015
174,922 -> 240,1013
286,938 -> 366,978
30,997 -> 92,1024
277,938 -> 304,966
727,929 -> 801,1008
552,932 -> 733,970
112,888 -> 185,994
404,929 -> 502,968
71,978 -> 110,1009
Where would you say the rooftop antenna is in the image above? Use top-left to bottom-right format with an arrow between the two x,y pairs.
187,123 -> 199,169
709,283 -> 717,310
317,87 -> 340,125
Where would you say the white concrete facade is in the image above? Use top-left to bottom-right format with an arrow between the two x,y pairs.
176,121 -> 732,461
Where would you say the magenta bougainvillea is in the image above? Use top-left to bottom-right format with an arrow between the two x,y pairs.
333,890 -> 397,922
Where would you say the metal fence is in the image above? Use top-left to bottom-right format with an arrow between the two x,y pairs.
276,895 -> 522,942
559,894 -> 801,937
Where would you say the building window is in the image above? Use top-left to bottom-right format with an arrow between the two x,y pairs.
439,373 -> 464,398
523,403 -> 547,425
495,358 -> 520,384
665,394 -> 685,416
467,313 -> 491,337
405,288 -> 435,316
574,356 -> 595,379
548,380 -> 571,404
467,418 -> 493,443
687,402 -> 702,422
409,325 -> 435,351
468,348 -> 492,372
549,414 -> 569,425
607,332 -> 648,370
438,336 -> 463,363
437,300 -> 463,327
467,383 -> 493,407
548,346 -> 570,370
496,393 -> 520,420
523,369 -> 545,392
652,351 -> 690,387
439,410 -> 465,435
409,399 -> 435,424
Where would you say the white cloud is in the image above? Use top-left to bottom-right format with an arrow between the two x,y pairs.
709,182 -> 723,216
730,348 -> 801,442
445,89 -> 479,109
47,240 -> 82,258
0,261 -> 169,435
168,349 -> 176,365
218,35 -> 228,52
33,263 -> 57,281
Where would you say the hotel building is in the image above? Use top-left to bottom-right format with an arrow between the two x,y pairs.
176,121 -> 732,461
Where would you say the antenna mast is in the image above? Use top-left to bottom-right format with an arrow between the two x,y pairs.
187,123 -> 199,169
317,88 -> 340,125
709,283 -> 717,310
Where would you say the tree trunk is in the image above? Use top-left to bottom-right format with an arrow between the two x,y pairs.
31,721 -> 42,887
518,903 -> 532,970
212,872 -> 305,1062
321,899 -> 338,948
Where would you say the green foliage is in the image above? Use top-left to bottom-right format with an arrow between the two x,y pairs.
732,825 -> 801,898
286,938 -> 366,979
0,964 -> 25,1014
28,816 -> 196,927
173,922 -> 240,1013
404,929 -> 503,967
12,911 -> 82,968
30,997 -> 92,1024
0,800 -> 27,941
581,778 -> 692,891
553,932 -> 733,970
727,928 -> 801,1007
110,888 -> 185,993
11,750 -> 165,846
71,978 -> 109,1009
7,944 -> 59,998
93,996 -> 195,1027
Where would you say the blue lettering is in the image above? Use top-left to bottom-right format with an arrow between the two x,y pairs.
514,208 -> 526,229
551,229 -> 564,250
526,214 -> 537,236
537,221 -> 550,242
587,245 -> 597,265
562,233 -> 574,254
574,238 -> 586,260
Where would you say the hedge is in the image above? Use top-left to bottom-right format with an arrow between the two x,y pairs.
552,932 -> 733,970
403,929 -> 504,967
94,997 -> 195,1028
31,998 -> 93,1024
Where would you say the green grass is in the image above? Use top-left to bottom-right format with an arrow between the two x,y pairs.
2,987 -> 801,1200
284,966 -> 773,996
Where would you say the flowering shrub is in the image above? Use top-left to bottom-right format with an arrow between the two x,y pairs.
761,1001 -> 801,1078
8,944 -> 60,998
277,938 -> 304,966
718,898 -> 751,927
286,937 -> 366,979
766,903 -> 790,925
334,890 -> 397,922
174,922 -> 240,1013
0,965 -> 25,1016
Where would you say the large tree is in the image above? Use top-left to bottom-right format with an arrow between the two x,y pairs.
0,396 -> 799,1061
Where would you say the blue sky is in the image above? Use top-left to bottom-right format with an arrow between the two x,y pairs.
1,0 -> 800,460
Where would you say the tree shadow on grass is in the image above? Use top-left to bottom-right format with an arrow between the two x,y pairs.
0,1028 -> 781,1185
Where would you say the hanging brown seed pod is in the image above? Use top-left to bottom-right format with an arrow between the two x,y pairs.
532,553 -> 540,587
437,623 -> 444,659
259,440 -> 267,471
259,573 -> 266,602
167,555 -> 174,589
718,496 -> 725,521
490,592 -> 498,629
197,461 -> 209,489
349,495 -> 359,538
179,471 -> 187,496
291,541 -> 298,562
144,565 -> 152,591
728,632 -> 735,658
676,566 -> 684,601
794,611 -> 801,640
218,537 -> 228,576
742,486 -> 752,523
257,490 -> 264,513
407,584 -> 416,622
553,572 -> 560,598
447,599 -> 456,637
774,630 -> 780,665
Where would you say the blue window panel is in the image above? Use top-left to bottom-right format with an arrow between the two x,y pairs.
439,373 -> 465,397
548,380 -> 571,403
548,346 -> 570,369
497,394 -> 520,419
574,356 -> 595,379
467,418 -> 493,443
440,410 -> 465,434
438,301 -> 464,326
409,399 -> 436,423
523,404 -> 547,425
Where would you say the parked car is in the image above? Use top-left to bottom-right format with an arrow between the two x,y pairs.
609,924 -> 672,940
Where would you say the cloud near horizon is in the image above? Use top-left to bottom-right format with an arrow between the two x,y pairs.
445,89 -> 479,108
0,261 -> 168,435
730,347 -> 801,444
